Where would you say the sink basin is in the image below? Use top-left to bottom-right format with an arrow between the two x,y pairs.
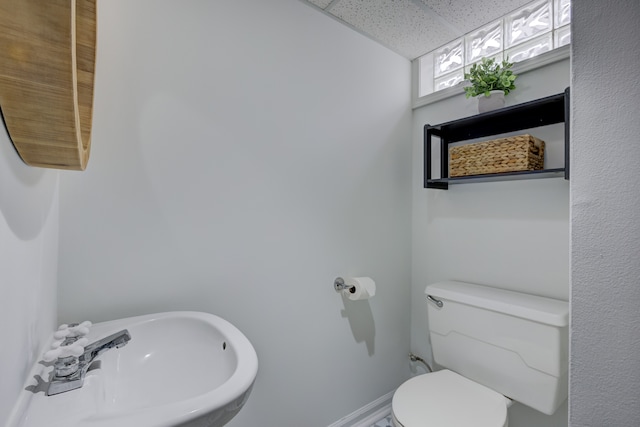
10,311 -> 258,427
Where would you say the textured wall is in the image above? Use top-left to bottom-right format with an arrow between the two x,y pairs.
0,127 -> 58,424
570,1 -> 640,425
412,59 -> 571,427
57,0 -> 412,425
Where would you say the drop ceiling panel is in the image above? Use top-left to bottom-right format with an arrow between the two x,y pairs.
421,0 -> 535,34
328,0 -> 459,59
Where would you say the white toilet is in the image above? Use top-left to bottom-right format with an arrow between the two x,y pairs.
392,281 -> 569,427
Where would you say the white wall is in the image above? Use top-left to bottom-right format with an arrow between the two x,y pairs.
411,59 -> 571,427
570,2 -> 640,425
0,129 -> 58,424
57,0 -> 412,425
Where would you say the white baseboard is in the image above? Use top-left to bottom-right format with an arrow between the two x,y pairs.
327,390 -> 394,427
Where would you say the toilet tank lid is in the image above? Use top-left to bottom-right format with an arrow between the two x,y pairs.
426,281 -> 569,327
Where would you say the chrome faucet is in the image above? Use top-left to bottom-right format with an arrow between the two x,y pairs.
46,329 -> 132,396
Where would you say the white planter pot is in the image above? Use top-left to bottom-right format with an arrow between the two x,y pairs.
478,90 -> 506,113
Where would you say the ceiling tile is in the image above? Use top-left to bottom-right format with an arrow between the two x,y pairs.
422,0 -> 534,34
307,0 -> 333,9
329,0 -> 459,59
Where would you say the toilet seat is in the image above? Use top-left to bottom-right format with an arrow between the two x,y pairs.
391,369 -> 508,427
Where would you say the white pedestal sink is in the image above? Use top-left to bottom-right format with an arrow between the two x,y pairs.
8,311 -> 258,427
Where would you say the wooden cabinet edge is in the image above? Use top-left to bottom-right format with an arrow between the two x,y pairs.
0,0 -> 96,170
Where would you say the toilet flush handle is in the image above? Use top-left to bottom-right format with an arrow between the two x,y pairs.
427,295 -> 443,308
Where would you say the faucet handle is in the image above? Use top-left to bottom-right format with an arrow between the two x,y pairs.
53,321 -> 92,340
43,338 -> 88,362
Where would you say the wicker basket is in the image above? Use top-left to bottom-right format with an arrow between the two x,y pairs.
449,134 -> 545,177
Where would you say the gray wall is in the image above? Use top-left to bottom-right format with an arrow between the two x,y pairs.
0,125 -> 58,424
57,0 -> 412,425
411,58 -> 571,427
570,1 -> 640,425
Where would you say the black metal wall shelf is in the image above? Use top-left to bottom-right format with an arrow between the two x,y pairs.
424,87 -> 570,189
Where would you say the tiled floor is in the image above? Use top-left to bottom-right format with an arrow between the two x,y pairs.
370,413 -> 393,427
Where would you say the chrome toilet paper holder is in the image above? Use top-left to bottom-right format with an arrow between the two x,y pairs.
334,277 -> 356,294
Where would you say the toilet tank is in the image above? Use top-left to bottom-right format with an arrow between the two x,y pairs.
426,281 -> 568,415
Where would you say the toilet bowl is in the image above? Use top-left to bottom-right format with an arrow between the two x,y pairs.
391,370 -> 510,427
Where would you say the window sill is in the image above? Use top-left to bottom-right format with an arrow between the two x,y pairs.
412,45 -> 570,110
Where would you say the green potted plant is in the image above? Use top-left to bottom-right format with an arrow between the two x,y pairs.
464,57 -> 517,113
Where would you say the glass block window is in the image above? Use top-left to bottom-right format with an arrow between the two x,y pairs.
418,0 -> 571,98
554,25 -> 571,47
434,39 -> 463,77
435,71 -> 464,91
555,0 -> 571,27
505,33 -> 552,63
505,0 -> 552,48
466,21 -> 502,65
